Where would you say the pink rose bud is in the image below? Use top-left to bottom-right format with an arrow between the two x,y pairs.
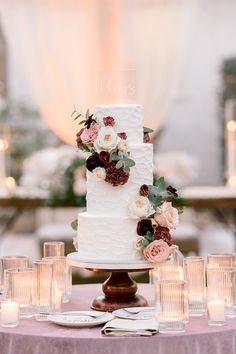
118,132 -> 127,140
103,116 -> 115,126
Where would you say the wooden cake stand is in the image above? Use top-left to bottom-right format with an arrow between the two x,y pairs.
68,253 -> 154,312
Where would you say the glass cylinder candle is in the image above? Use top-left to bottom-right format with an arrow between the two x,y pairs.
150,246 -> 184,284
33,260 -> 53,320
0,256 -> 29,292
43,242 -> 65,257
183,256 -> 206,316
207,267 -> 236,318
155,279 -> 186,333
4,268 -> 34,318
43,256 -> 71,305
207,253 -> 236,268
1,300 -> 20,327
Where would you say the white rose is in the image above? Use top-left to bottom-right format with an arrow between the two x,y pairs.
93,126 -> 118,152
128,196 -> 154,219
117,138 -> 128,152
154,201 -> 179,229
93,167 -> 106,181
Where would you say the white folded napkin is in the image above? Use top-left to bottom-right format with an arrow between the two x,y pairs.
102,318 -> 158,337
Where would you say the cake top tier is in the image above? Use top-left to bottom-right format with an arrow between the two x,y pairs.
95,104 -> 143,145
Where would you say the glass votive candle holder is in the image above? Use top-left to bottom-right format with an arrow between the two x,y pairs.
207,253 -> 236,268
155,279 -> 186,333
43,242 -> 65,257
0,256 -> 29,292
207,300 -> 226,327
1,300 -> 20,327
33,260 -> 53,320
4,268 -> 34,318
183,256 -> 206,316
207,267 -> 236,318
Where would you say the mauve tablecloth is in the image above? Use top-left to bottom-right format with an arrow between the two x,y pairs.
0,284 -> 236,354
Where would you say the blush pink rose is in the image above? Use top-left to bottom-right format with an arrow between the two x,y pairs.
143,239 -> 170,263
80,124 -> 99,144
154,201 -> 179,229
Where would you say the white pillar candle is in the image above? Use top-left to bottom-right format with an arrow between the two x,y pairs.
1,301 -> 20,327
208,301 -> 225,322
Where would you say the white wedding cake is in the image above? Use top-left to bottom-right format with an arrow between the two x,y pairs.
75,104 -> 153,262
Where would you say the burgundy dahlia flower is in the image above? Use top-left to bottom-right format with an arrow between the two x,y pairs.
137,219 -> 154,236
154,226 -> 172,246
105,161 -> 129,186
86,153 -> 104,172
98,151 -> 110,166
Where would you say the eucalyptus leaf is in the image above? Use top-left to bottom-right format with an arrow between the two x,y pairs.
124,158 -> 135,167
154,177 -> 166,189
110,153 -> 120,161
71,219 -> 78,231
146,231 -> 153,237
148,185 -> 161,196
123,166 -> 130,174
143,126 -> 154,133
153,196 -> 162,207
140,239 -> 150,247
144,234 -> 154,242
116,160 -> 124,169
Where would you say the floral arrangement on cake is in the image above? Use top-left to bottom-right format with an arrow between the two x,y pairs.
128,177 -> 183,263
73,109 -> 153,187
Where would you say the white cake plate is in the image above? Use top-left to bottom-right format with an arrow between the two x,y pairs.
67,252 -> 155,271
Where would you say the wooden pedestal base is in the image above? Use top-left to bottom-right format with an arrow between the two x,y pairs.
91,271 -> 148,312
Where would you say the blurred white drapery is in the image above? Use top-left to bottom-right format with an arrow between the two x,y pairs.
0,0 -> 200,144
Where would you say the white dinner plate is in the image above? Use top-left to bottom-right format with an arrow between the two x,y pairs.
112,307 -> 155,320
48,311 -> 114,328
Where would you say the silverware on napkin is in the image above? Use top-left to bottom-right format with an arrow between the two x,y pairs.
123,307 -> 155,314
51,311 -> 106,319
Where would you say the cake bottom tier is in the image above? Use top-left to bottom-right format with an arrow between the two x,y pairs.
76,212 -> 143,262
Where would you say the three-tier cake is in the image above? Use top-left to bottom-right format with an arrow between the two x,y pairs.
76,104 -> 153,262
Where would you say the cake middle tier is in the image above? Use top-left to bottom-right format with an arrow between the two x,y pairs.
77,212 -> 143,262
86,143 -> 153,216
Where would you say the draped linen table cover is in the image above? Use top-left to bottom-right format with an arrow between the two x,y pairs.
0,284 -> 235,354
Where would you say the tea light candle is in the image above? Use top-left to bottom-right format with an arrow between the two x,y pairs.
1,300 -> 19,327
207,301 -> 225,326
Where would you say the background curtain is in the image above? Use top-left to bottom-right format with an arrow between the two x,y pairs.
0,0 -> 200,144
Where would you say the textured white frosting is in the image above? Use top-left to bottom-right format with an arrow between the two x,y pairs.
77,212 -> 143,262
86,143 -> 153,216
76,104 -> 153,263
95,104 -> 143,145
